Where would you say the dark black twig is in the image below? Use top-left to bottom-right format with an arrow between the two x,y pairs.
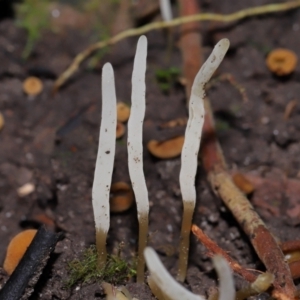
0,226 -> 61,300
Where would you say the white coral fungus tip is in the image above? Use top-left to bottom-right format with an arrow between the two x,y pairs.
128,35 -> 149,282
92,62 -> 117,264
178,38 -> 230,282
144,247 -> 205,300
212,255 -> 235,300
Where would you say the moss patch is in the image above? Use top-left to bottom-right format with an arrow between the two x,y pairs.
66,245 -> 136,287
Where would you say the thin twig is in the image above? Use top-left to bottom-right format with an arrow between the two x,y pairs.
53,0 -> 300,92
193,224 -> 300,281
289,261 -> 300,280
192,224 -> 257,282
281,240 -> 300,253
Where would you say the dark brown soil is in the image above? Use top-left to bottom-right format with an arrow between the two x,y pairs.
1,1 -> 300,299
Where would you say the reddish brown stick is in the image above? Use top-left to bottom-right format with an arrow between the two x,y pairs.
192,224 -> 257,282
178,1 -> 296,299
193,223 -> 300,281
289,261 -> 300,280
178,0 -> 202,100
281,240 -> 300,253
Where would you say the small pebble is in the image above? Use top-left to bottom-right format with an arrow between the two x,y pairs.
17,182 -> 35,197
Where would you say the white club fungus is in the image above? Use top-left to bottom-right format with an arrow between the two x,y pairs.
145,248 -> 235,300
92,63 -> 117,267
127,35 -> 149,283
213,255 -> 236,300
144,247 -> 204,300
177,38 -> 230,282
159,0 -> 173,22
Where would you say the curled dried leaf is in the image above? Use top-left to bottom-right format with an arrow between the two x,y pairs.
266,48 -> 297,76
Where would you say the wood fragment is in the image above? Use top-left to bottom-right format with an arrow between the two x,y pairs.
288,261 -> 300,279
284,99 -> 297,120
192,224 -> 257,282
281,240 -> 300,253
178,0 -> 202,100
0,112 -> 4,131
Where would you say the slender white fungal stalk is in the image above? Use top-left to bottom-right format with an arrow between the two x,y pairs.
145,248 -> 235,300
148,275 -> 173,300
212,256 -> 235,300
144,247 -> 205,300
159,0 -> 173,22
127,35 -> 149,283
92,63 -> 117,267
177,39 -> 230,282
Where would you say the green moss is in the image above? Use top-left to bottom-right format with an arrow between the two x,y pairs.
15,0 -> 52,59
155,67 -> 181,93
215,119 -> 230,132
66,245 -> 136,287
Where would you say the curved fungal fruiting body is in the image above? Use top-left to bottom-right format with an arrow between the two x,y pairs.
147,136 -> 185,159
110,182 -> 134,213
117,102 -> 130,123
92,37 -> 230,288
144,247 -> 204,300
266,48 -> 297,76
127,35 -> 149,283
145,247 -> 235,300
92,63 -> 117,267
116,122 -> 126,139
159,0 -> 173,22
23,76 -> 43,96
177,38 -> 230,282
213,255 -> 235,300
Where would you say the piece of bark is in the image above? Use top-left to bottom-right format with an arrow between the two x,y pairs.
192,225 -> 257,282
0,226 -> 61,300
